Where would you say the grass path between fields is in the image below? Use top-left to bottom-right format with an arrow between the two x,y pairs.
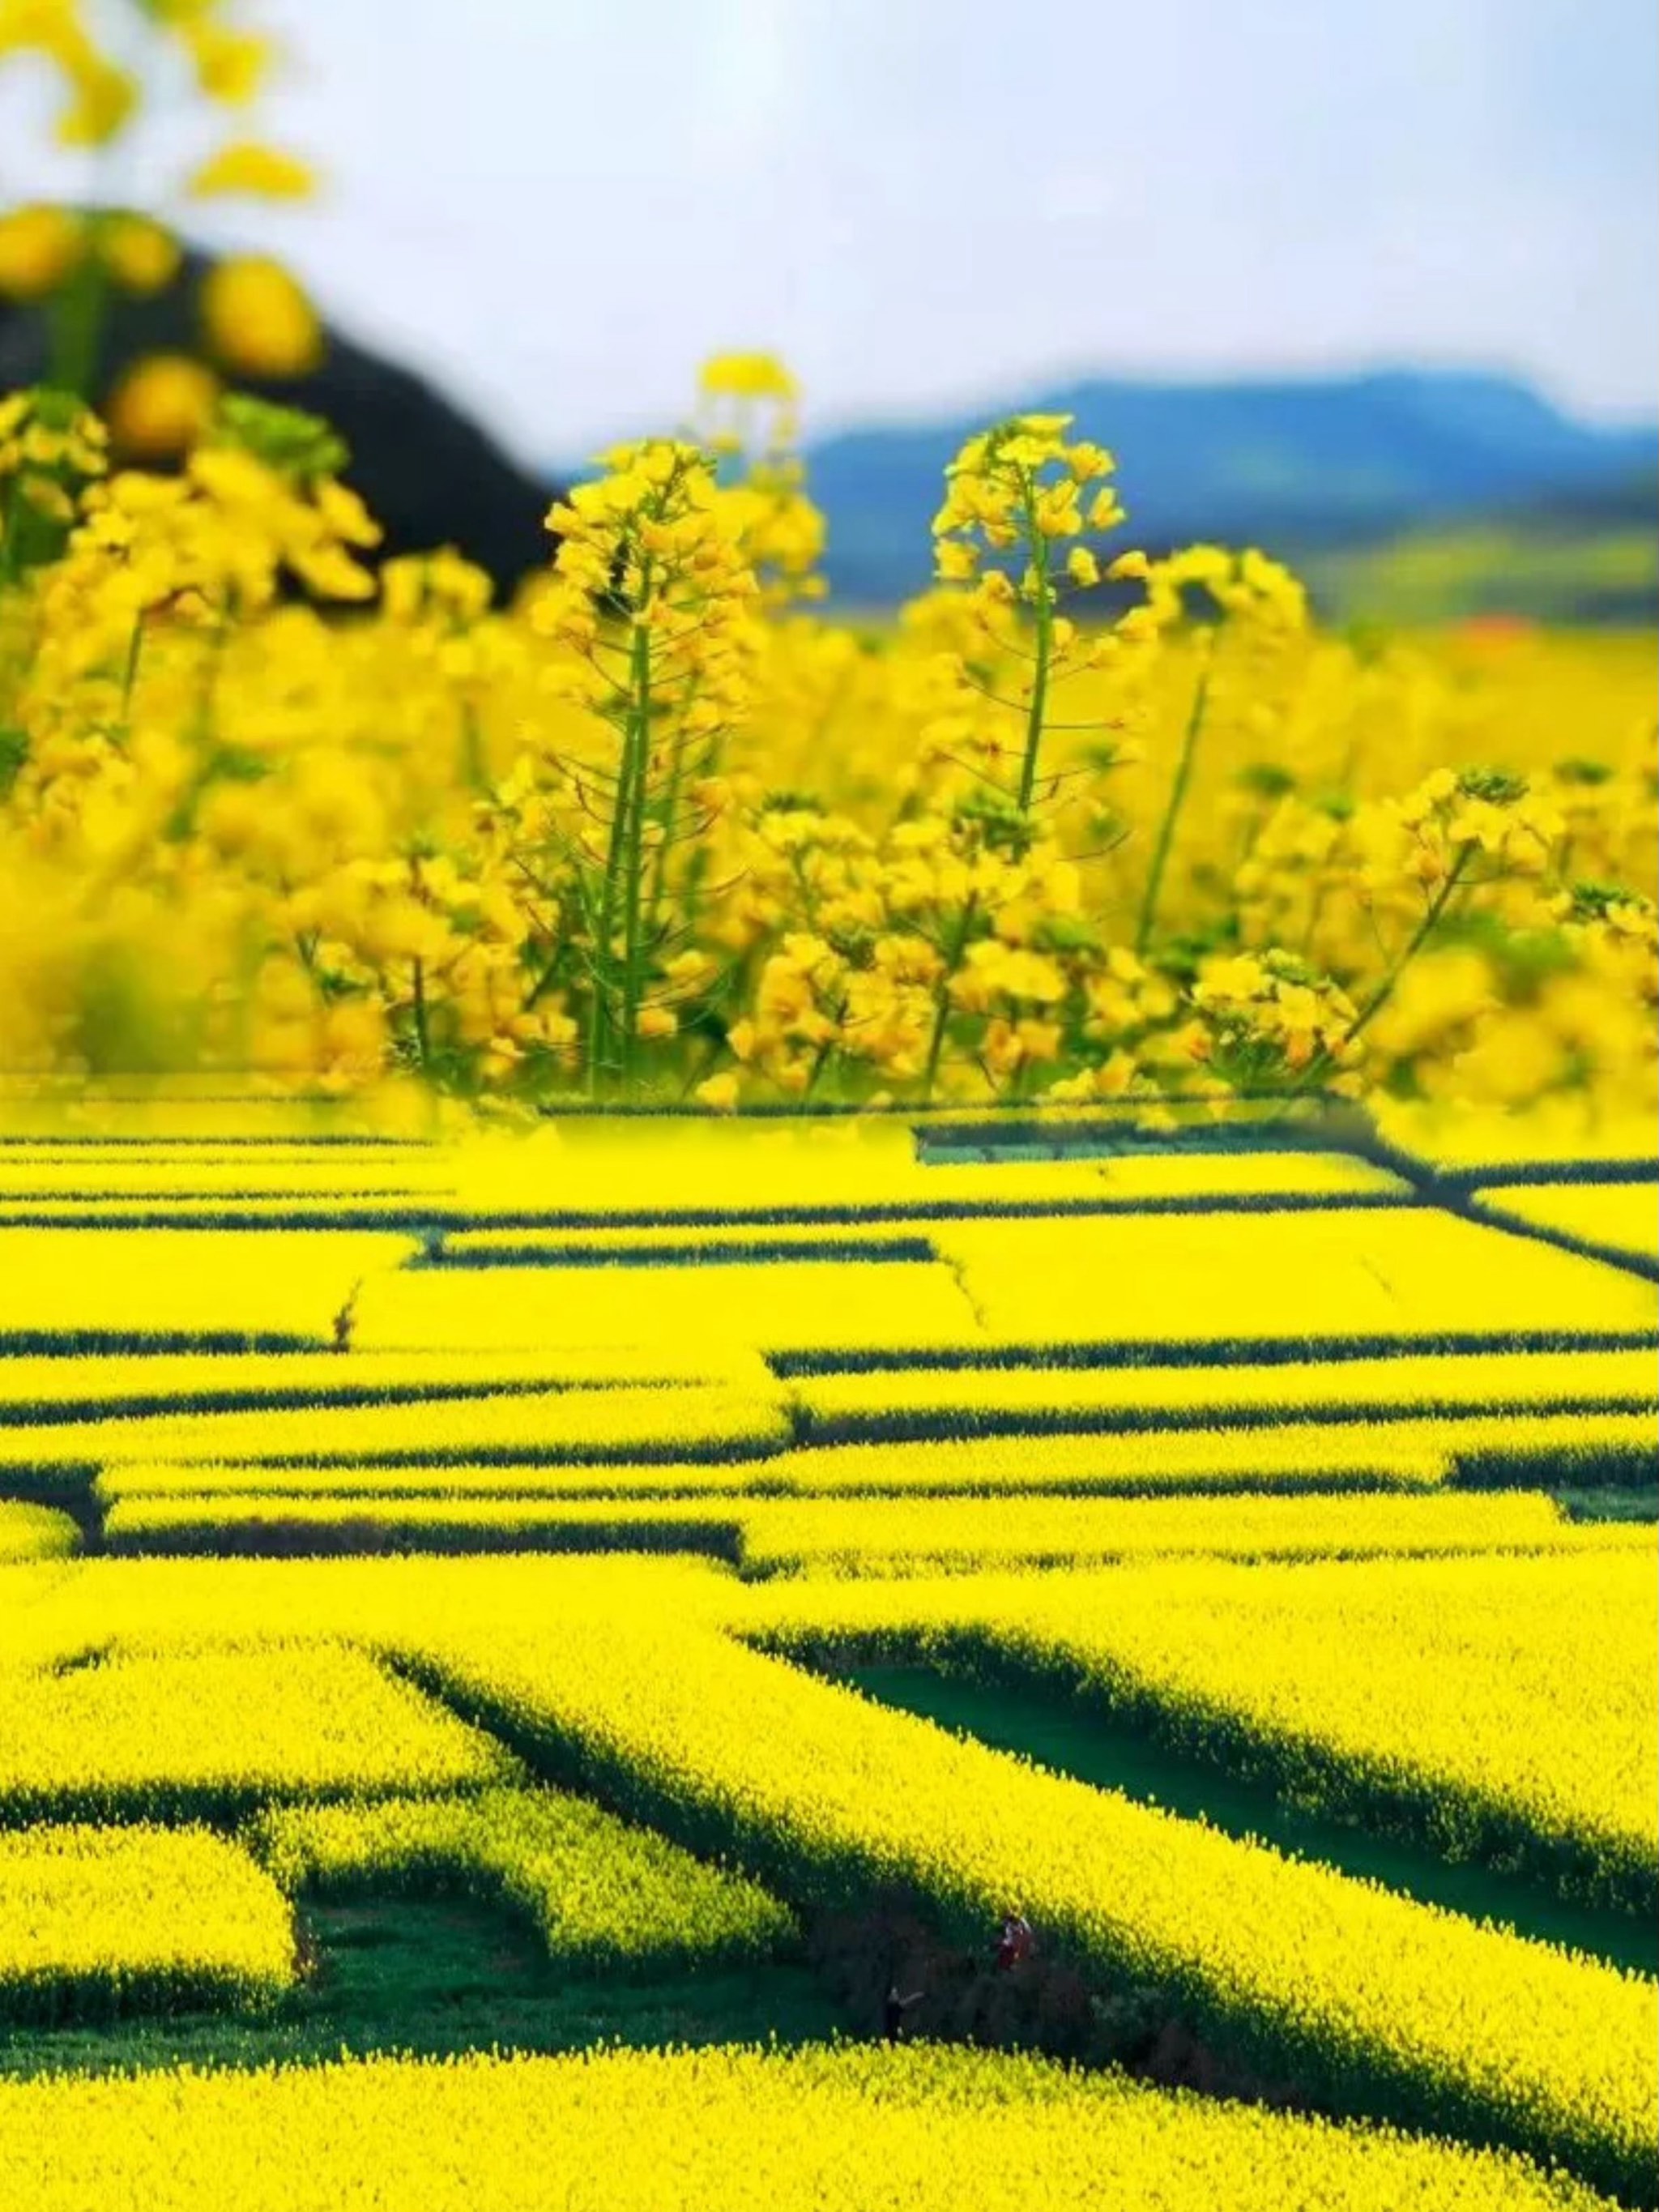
0,1896 -> 847,2079
840,1663 -> 1659,1979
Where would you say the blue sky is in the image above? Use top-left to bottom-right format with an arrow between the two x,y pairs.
2,0 -> 1653,463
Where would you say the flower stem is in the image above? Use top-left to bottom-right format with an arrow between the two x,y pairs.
120,615 -> 145,724
1015,483 -> 1054,815
1284,841 -> 1475,1101
1135,640 -> 1213,956
616,617 -> 655,1093
1340,843 -> 1475,1051
47,244 -> 110,400
920,893 -> 979,1105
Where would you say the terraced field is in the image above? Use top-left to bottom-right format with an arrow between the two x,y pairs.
1,1111 -> 1654,2210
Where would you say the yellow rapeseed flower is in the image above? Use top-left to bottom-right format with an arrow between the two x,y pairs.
199,254 -> 323,378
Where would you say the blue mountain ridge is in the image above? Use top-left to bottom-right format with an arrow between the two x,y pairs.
792,369 -> 1657,606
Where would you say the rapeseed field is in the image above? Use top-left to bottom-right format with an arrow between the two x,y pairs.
0,6 -> 1653,2209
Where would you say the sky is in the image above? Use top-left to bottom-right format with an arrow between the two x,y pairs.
2,0 -> 1654,467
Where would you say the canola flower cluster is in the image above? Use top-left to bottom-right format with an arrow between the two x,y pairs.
1,2 -> 1654,1134
0,368 -> 1652,1118
0,1821 -> 294,2023
249,1784 -> 795,1972
0,2043 -> 1626,2212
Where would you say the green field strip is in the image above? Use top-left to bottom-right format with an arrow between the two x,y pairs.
0,1646 -> 519,1827
753,1548 -> 1658,1918
102,1496 -> 752,1558
0,1229 -> 418,1350
0,1161 -> 453,1197
915,1131 -> 1409,1197
832,1662 -> 1658,1979
0,1824 -> 296,2026
432,1229 -> 941,1266
0,1194 -> 1413,1233
0,1206 -> 464,1232
97,1489 -> 1659,1574
0,1898 -> 847,2082
0,2043 -> 1611,2211
0,1134 -> 430,1146
247,1785 -> 795,1972
790,1347 -> 1659,1444
2,1385 -> 791,1479
928,1210 -> 1659,1348
0,1347 -> 765,1427
351,1260 -> 984,1356
0,1503 -> 79,1562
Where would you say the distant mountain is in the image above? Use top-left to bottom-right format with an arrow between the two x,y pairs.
800,369 -> 1658,605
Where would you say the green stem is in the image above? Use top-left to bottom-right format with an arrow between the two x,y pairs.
522,935 -> 565,1013
919,893 -> 979,1105
646,715 -> 692,938
120,615 -> 145,724
47,244 -> 111,400
458,700 -> 485,792
1015,485 -> 1054,816
586,593 -> 653,1095
1286,843 -> 1476,1101
0,485 -> 19,596
1341,844 -> 1475,1051
586,778 -> 628,1095
410,958 -> 430,1070
1135,642 -> 1214,956
800,997 -> 847,1108
616,610 -> 655,1095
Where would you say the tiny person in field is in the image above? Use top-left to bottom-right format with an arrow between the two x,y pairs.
994,1910 -> 1034,1971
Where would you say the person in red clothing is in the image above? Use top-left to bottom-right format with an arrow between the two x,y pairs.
993,1909 -> 1034,1971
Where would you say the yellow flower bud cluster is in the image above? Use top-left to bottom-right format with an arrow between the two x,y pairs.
933,412 -> 1125,593
1185,947 -> 1366,1095
0,386 -> 106,527
539,438 -> 760,725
